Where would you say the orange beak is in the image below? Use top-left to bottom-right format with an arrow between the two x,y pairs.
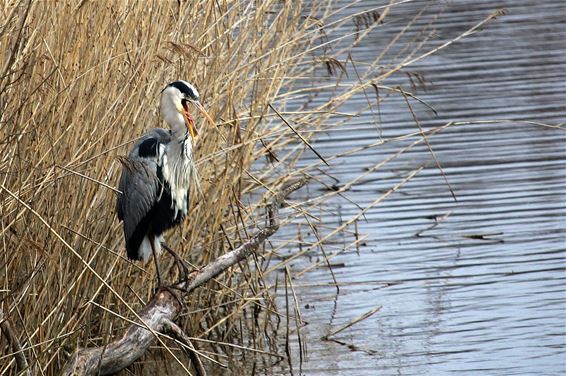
182,101 -> 214,139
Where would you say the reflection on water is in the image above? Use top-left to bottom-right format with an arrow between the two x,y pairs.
273,1 -> 565,375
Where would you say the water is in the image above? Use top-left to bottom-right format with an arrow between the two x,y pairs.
273,1 -> 566,375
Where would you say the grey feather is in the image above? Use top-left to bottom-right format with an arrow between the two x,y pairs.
116,129 -> 171,244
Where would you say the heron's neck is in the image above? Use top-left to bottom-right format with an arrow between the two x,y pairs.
161,101 -> 188,140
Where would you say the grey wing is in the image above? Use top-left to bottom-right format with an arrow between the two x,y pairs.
116,158 -> 158,238
116,129 -> 171,258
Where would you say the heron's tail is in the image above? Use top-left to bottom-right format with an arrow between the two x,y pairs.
137,234 -> 163,263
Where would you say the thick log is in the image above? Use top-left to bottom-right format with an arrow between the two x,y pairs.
60,179 -> 305,376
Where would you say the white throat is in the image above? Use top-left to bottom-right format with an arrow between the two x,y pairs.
160,89 -> 187,137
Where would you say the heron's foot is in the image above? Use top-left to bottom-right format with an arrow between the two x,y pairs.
171,266 -> 200,289
162,243 -> 191,281
170,266 -> 202,292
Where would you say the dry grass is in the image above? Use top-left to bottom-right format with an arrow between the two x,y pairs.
0,1 -> 505,375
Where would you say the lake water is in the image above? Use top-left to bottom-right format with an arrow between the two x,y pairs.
271,1 -> 565,375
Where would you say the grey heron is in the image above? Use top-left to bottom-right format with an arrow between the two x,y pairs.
116,80 -> 213,284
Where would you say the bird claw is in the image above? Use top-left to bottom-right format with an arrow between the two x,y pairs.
161,243 -> 192,282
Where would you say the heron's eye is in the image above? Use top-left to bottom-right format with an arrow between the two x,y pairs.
181,98 -> 188,106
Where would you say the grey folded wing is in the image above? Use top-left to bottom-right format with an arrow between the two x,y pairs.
116,157 -> 159,243
116,128 -> 171,245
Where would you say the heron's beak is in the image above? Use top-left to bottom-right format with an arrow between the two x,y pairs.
182,101 -> 214,140
181,101 -> 197,139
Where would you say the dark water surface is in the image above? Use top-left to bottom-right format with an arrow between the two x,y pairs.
274,1 -> 565,375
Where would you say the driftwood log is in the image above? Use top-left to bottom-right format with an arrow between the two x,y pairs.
60,180 -> 305,376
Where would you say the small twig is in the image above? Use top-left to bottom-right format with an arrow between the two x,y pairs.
268,103 -> 329,166
0,308 -> 31,376
283,269 -> 294,375
303,214 -> 339,293
56,164 -> 121,193
285,266 -> 306,374
375,84 -> 437,115
415,211 -> 452,237
162,319 -> 206,376
322,306 -> 382,340
399,86 -> 457,202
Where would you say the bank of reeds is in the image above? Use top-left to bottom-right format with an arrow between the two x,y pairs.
0,1 -> 503,374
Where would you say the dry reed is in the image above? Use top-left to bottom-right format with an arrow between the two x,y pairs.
0,1 -> 505,374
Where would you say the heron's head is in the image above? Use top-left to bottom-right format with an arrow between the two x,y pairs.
160,80 -> 214,139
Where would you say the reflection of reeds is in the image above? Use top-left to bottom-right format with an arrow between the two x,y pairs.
0,1 -> 505,374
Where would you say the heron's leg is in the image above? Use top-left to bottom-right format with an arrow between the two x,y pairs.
149,235 -> 163,287
162,243 -> 191,282
147,242 -> 187,305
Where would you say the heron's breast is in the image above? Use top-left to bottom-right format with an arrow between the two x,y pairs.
161,143 -> 194,216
